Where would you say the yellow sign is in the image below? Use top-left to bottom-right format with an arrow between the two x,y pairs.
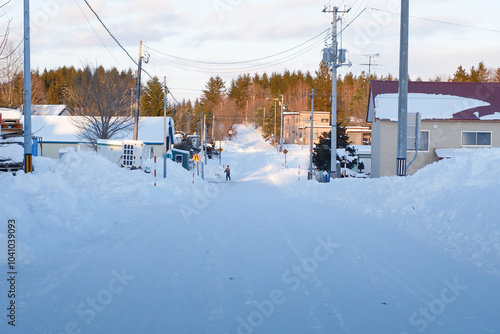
192,154 -> 201,162
218,147 -> 223,153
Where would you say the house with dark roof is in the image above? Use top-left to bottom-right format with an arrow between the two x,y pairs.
367,80 -> 500,177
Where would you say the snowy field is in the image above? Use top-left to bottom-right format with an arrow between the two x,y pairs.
1,124 -> 499,334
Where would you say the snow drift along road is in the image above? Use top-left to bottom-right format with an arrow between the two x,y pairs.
0,124 -> 499,333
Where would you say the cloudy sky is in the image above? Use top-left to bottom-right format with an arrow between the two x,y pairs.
4,0 -> 500,101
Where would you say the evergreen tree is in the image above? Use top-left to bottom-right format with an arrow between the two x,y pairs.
202,76 -> 226,107
494,68 -> 500,82
452,65 -> 469,82
312,132 -> 331,171
228,74 -> 251,110
312,124 -> 350,171
313,62 -> 332,111
141,76 -> 164,116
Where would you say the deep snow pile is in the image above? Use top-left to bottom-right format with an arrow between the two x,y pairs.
2,125 -> 498,274
0,151 -> 205,264
212,124 -> 500,275
279,147 -> 500,275
0,124 -> 499,334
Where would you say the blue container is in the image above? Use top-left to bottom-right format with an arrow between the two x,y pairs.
32,138 -> 39,156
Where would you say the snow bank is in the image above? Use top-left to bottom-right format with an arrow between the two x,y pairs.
280,147 -> 500,275
0,150 -> 203,264
1,124 -> 499,334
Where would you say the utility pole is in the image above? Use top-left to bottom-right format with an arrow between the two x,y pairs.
23,0 -> 33,173
202,115 -> 206,179
163,76 -> 167,179
280,94 -> 284,152
274,100 -> 277,146
204,114 -> 208,166
308,89 -> 315,180
360,53 -> 379,77
322,5 -> 351,179
212,114 -> 215,142
263,107 -> 266,129
130,88 -> 134,117
397,0 -> 409,176
133,40 -> 143,140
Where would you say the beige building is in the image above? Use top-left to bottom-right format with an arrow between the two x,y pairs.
345,126 -> 371,146
367,80 -> 500,177
283,111 -> 372,146
283,111 -> 331,145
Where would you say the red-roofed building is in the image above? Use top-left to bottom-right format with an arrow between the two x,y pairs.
367,81 -> 500,177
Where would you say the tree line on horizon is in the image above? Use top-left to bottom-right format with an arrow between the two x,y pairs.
2,38 -> 500,144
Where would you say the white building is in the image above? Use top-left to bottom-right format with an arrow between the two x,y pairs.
29,116 -> 175,159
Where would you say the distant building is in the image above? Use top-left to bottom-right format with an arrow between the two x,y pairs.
283,111 -> 371,146
23,104 -> 71,116
283,111 -> 331,145
367,80 -> 500,177
345,126 -> 371,146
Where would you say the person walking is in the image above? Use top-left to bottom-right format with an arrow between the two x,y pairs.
224,165 -> 231,181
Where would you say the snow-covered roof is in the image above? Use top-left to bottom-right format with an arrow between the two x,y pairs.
353,145 -> 371,154
27,115 -> 174,143
0,108 -> 22,120
298,125 -> 331,129
367,81 -> 500,122
31,105 -> 69,116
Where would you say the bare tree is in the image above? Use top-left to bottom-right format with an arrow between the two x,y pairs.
1,1 -> 23,108
69,65 -> 135,148
212,98 -> 244,140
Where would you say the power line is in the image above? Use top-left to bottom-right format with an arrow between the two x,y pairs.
338,7 -> 367,35
78,0 -> 183,104
148,36 -> 325,75
73,0 -> 124,67
368,7 -> 500,34
144,28 -> 329,66
80,0 -> 153,80
146,28 -> 329,75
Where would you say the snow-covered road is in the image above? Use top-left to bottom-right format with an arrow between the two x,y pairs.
1,125 -> 499,333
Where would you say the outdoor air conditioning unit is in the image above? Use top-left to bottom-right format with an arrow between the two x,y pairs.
121,140 -> 144,169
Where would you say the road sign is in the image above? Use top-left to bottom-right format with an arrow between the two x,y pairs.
283,149 -> 288,155
193,154 -> 201,163
218,147 -> 223,153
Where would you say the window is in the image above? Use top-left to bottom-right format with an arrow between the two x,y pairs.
419,131 -> 429,151
321,118 -> 329,123
462,131 -> 492,146
408,131 -> 429,151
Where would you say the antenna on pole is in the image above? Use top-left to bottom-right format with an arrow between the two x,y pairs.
360,53 -> 380,77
